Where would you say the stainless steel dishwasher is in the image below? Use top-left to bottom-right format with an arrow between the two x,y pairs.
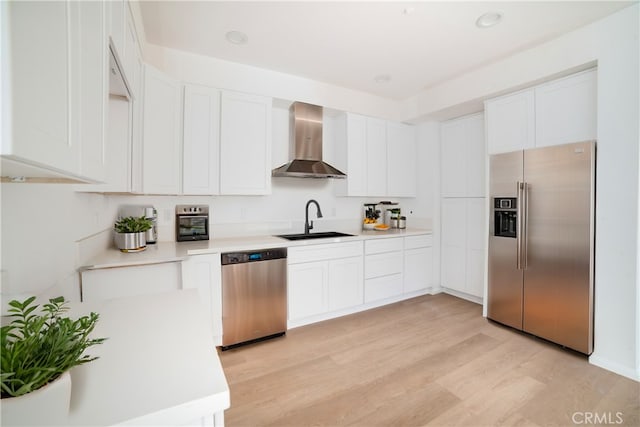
221,248 -> 287,350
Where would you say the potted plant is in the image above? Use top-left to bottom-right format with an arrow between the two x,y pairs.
1,296 -> 105,425
114,215 -> 153,252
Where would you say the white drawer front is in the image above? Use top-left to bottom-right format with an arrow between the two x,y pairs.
365,252 -> 403,279
289,241 -> 363,264
365,274 -> 403,303
404,234 -> 433,250
365,237 -> 403,255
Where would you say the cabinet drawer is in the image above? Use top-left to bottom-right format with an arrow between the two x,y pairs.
365,252 -> 403,279
404,234 -> 432,250
365,274 -> 403,303
289,241 -> 363,264
365,237 -> 403,255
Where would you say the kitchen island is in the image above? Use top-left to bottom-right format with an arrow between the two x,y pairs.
65,290 -> 230,426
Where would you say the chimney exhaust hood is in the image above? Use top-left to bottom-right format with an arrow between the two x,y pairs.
272,102 -> 346,179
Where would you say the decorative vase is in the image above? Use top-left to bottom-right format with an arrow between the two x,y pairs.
1,371 -> 72,426
114,231 -> 147,252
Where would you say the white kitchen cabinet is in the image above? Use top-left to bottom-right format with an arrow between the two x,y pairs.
130,54 -> 145,193
485,69 -> 597,154
288,241 -> 363,325
288,261 -> 329,320
121,5 -> 139,94
387,121 -> 417,197
181,254 -> 223,346
80,262 -> 182,303
364,238 -> 403,303
485,89 -> 535,154
183,84 -> 221,195
71,0 -> 108,182
403,234 -> 433,293
328,256 -> 364,311
535,69 -> 597,148
334,113 -> 368,196
441,198 -> 485,299
335,113 -> 417,198
220,91 -> 272,195
366,117 -> 388,196
107,0 -> 125,66
441,113 -> 485,198
141,65 -> 182,194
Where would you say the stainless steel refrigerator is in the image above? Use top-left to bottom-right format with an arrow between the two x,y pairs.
487,140 -> 595,355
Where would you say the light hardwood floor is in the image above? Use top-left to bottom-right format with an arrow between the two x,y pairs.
219,294 -> 639,426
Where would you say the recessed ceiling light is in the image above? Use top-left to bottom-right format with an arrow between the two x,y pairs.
402,7 -> 415,16
476,12 -> 503,29
225,30 -> 248,45
374,74 -> 391,84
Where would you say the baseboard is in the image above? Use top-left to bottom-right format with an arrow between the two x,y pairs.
589,354 -> 640,382
441,287 -> 483,305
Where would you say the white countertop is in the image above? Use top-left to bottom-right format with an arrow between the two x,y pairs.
81,227 -> 432,270
66,290 -> 230,426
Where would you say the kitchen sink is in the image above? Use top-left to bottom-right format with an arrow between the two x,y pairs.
276,231 -> 355,241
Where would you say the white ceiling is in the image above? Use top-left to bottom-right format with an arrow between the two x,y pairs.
139,1 -> 631,101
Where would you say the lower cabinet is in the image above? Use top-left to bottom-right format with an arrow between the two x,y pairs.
404,234 -> 433,293
181,254 -> 222,346
288,241 -> 363,325
364,238 -> 403,303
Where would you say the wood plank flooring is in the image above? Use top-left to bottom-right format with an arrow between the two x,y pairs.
219,294 -> 639,426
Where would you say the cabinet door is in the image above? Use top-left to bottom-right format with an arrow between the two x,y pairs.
288,261 -> 328,320
485,89 -> 535,154
366,117 -> 388,196
130,55 -> 144,193
441,198 -> 467,292
182,254 -> 222,345
387,122 -> 417,197
142,65 -> 182,194
328,256 -> 364,311
122,6 -> 138,92
466,114 -> 486,197
441,119 -> 467,197
535,69 -> 597,148
365,274 -> 403,303
345,113 -> 368,196
5,1 -> 77,173
404,247 -> 432,293
466,198 -> 487,297
108,0 -> 125,63
183,84 -> 220,195
220,91 -> 272,195
71,0 -> 107,182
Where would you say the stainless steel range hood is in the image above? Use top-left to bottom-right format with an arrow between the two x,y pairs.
272,102 -> 346,179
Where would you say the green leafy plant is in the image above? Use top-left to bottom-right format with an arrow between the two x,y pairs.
1,296 -> 106,398
114,215 -> 153,233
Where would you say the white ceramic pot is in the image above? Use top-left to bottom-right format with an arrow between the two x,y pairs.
114,231 -> 147,252
1,371 -> 71,426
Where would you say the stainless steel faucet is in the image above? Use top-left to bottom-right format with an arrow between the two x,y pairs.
304,199 -> 323,234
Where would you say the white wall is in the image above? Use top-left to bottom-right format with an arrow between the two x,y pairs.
408,4 -> 639,380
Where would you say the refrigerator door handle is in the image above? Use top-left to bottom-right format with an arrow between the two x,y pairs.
516,181 -> 523,270
522,182 -> 529,270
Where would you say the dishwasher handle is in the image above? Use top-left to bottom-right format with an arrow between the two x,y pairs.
221,248 -> 287,265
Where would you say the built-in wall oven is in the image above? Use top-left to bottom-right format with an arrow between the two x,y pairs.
176,205 -> 209,241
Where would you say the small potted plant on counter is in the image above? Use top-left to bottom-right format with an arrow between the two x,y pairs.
114,215 -> 153,252
1,296 -> 106,426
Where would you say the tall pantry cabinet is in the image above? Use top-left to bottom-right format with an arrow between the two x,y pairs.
440,113 -> 486,300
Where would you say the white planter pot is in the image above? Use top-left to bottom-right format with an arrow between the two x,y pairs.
114,231 -> 147,252
1,371 -> 71,426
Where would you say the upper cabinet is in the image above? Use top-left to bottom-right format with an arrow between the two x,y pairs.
485,89 -> 535,154
534,69 -> 597,148
141,65 -> 182,194
1,1 -> 107,183
182,84 -> 221,195
335,113 -> 417,198
441,113 -> 485,198
219,91 -> 272,195
485,69 -> 597,154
